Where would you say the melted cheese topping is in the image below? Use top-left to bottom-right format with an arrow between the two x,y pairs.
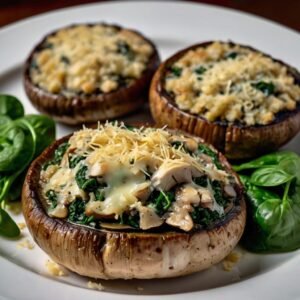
40,123 -> 236,231
30,24 -> 153,95
165,41 -> 300,126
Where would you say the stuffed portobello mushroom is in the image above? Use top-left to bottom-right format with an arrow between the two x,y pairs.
22,123 -> 246,279
24,23 -> 160,125
150,41 -> 300,160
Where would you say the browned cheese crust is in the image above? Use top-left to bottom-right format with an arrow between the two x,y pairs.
24,23 -> 160,125
149,41 -> 300,160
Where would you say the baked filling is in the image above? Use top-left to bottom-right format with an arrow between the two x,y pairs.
40,123 -> 239,232
29,24 -> 154,96
164,41 -> 300,126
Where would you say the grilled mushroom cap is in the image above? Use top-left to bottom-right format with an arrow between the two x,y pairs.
149,41 -> 300,160
22,134 -> 246,280
23,23 -> 160,125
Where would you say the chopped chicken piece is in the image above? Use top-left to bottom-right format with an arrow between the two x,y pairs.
152,160 -> 202,191
166,206 -> 194,231
138,205 -> 163,230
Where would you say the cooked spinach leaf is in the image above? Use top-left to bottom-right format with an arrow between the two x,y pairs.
194,66 -> 206,75
60,55 -> 70,64
120,211 -> 140,229
211,180 -> 228,207
94,189 -> 105,201
225,52 -> 238,59
69,155 -> 85,169
197,144 -> 223,169
194,175 -> 208,187
148,190 -> 175,216
117,41 -> 135,60
252,81 -> 275,96
190,206 -> 221,228
43,142 -> 69,170
75,165 -> 99,192
68,198 -> 95,225
46,189 -> 58,209
169,66 -> 182,77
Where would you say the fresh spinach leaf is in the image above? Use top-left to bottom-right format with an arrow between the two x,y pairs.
250,167 -> 295,187
22,115 -> 55,157
0,207 -> 20,238
233,151 -> 298,171
0,95 -> 24,120
237,152 -> 300,252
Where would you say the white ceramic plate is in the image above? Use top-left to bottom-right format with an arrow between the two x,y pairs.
0,1 -> 300,299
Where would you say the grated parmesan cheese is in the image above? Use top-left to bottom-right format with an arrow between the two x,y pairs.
165,41 -> 300,126
45,259 -> 67,277
17,222 -> 26,230
87,281 -> 104,291
17,239 -> 35,250
222,251 -> 242,272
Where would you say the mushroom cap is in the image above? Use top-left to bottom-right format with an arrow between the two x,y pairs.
23,23 -> 160,125
149,41 -> 300,160
22,133 -> 246,279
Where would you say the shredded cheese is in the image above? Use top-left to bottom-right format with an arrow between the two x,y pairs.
40,123 -> 236,231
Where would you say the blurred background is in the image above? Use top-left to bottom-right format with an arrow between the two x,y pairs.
0,0 -> 299,31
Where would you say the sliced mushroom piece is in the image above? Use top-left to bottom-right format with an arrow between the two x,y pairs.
152,160 -> 202,191
197,187 -> 214,209
176,184 -> 201,206
133,181 -> 152,202
224,184 -> 237,198
184,138 -> 198,153
85,201 -> 115,219
166,206 -> 194,232
48,204 -> 68,218
100,223 -> 132,230
89,162 -> 109,177
138,205 -> 163,230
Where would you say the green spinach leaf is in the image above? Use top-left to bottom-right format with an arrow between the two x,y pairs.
0,95 -> 24,120
250,167 -> 295,187
0,207 -> 20,238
